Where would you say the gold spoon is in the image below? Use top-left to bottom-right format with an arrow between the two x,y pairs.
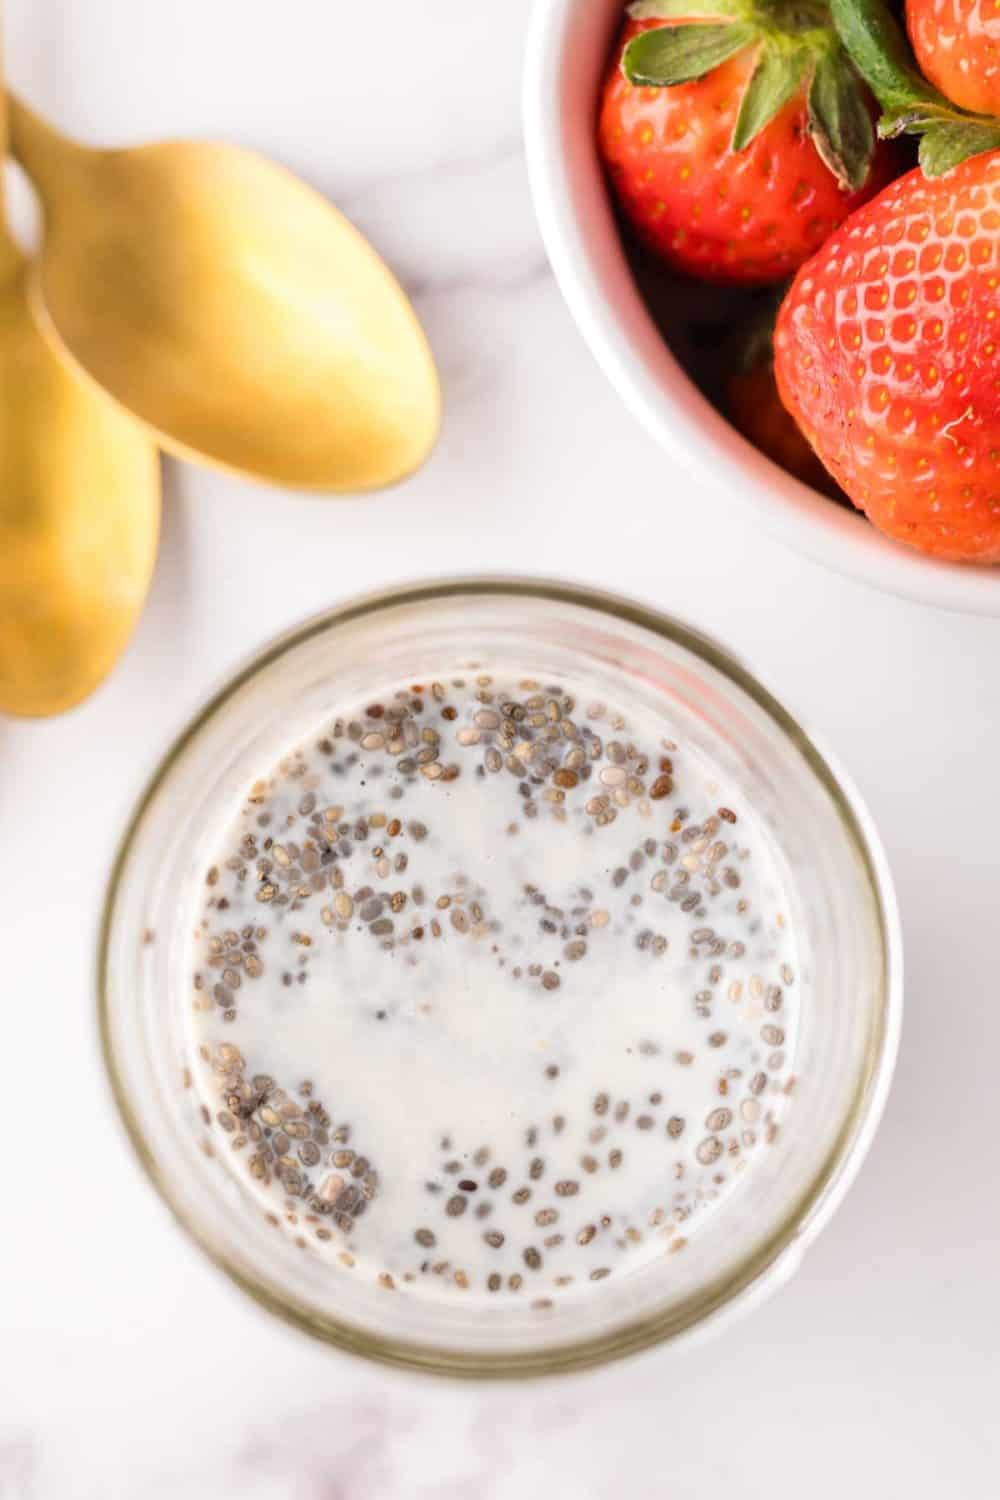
8,94 -> 441,492
0,105 -> 160,717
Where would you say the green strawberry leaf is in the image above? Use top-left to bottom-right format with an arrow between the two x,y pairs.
807,48 -> 875,191
622,20 -> 759,85
732,41 -> 808,151
918,119 -> 1000,176
628,0 -> 749,19
828,0 -> 931,116
831,0 -> 1000,175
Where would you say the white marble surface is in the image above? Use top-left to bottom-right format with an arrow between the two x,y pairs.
3,2 -> 999,1496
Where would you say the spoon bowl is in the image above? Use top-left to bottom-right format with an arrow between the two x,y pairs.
10,98 -> 440,491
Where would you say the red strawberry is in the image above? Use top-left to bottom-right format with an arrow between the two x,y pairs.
597,5 -> 894,285
906,0 -> 1000,115
724,294 -> 844,496
775,0 -> 1000,560
729,359 -> 844,493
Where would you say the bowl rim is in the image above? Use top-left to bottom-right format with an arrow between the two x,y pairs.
98,574 -> 903,1377
522,0 -> 1000,616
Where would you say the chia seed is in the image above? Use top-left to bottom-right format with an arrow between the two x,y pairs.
190,667 -> 801,1305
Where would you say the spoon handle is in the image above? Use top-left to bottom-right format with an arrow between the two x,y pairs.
0,50 -> 21,276
7,92 -> 84,209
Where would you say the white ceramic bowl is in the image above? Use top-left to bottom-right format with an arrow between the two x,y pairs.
523,0 -> 1000,615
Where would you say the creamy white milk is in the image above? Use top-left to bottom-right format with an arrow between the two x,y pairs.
186,670 -> 799,1304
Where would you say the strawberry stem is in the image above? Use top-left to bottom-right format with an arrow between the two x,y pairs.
830,0 -> 1000,174
621,0 -> 876,184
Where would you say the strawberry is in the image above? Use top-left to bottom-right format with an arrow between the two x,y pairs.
775,0 -> 1000,560
724,293 -> 844,495
906,0 -> 1000,115
597,2 -> 893,285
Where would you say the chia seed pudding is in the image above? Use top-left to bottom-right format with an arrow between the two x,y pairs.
187,670 -> 800,1306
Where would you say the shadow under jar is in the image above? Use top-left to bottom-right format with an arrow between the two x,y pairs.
99,578 -> 901,1377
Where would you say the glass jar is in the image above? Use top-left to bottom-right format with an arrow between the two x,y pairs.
99,578 -> 901,1377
